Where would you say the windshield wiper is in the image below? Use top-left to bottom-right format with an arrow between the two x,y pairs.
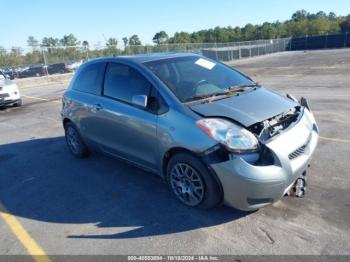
184,83 -> 260,103
227,83 -> 260,91
183,92 -> 228,102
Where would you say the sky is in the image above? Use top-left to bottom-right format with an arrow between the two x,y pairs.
0,0 -> 349,49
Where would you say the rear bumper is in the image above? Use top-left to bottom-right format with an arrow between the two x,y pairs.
210,108 -> 319,211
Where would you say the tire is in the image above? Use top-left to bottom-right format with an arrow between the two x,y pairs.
167,152 -> 221,209
64,122 -> 89,158
13,99 -> 22,107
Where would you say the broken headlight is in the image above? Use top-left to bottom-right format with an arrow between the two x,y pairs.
196,118 -> 259,153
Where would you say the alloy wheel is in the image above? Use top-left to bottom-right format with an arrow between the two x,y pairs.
66,126 -> 80,155
169,163 -> 205,206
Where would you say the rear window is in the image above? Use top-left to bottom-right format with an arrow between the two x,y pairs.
72,62 -> 106,95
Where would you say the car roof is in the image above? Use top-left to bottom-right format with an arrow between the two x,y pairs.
88,52 -> 200,65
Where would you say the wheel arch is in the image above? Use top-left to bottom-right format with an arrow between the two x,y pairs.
162,147 -> 195,179
162,146 -> 224,204
62,117 -> 71,128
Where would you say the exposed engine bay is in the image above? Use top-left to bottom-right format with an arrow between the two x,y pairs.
249,106 -> 302,142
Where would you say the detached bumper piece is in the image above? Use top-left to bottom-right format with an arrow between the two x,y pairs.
286,170 -> 307,198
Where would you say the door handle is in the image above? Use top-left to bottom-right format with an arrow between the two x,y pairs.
94,103 -> 103,111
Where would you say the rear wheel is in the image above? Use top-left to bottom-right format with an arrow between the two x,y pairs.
64,122 -> 89,158
167,153 -> 221,209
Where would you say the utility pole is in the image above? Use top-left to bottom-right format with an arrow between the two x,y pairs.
42,48 -> 48,76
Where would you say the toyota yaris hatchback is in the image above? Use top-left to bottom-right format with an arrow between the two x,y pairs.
61,53 -> 319,211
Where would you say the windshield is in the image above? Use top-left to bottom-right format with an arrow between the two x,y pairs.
144,56 -> 254,102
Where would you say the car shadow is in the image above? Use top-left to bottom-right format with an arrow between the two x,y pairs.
0,137 -> 251,239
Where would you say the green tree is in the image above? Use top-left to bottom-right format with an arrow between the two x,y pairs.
106,38 -> 118,47
258,22 -> 282,39
241,24 -> 257,40
104,38 -> 119,56
190,31 -> 205,43
168,32 -> 191,43
129,35 -> 142,46
122,37 -> 129,48
285,19 -> 309,36
272,21 -> 286,38
82,40 -> 89,47
315,11 -> 327,19
27,36 -> 39,51
41,37 -> 60,47
328,12 -> 337,20
152,31 -> 169,45
292,10 -> 308,22
340,15 -> 350,33
60,34 -> 80,46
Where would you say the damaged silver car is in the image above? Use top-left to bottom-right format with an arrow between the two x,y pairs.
62,53 -> 319,211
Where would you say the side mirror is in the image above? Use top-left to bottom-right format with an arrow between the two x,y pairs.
300,97 -> 310,110
131,95 -> 148,108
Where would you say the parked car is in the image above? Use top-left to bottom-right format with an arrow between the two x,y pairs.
66,60 -> 83,72
0,71 -> 22,107
18,65 -> 46,78
7,69 -> 18,79
61,53 -> 319,211
0,68 -> 16,80
47,63 -> 69,75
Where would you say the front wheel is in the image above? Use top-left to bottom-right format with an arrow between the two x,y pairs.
64,122 -> 89,158
167,153 -> 222,209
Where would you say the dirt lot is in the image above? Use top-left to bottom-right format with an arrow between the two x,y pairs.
0,49 -> 349,256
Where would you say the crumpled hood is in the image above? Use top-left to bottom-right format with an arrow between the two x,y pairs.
189,87 -> 298,127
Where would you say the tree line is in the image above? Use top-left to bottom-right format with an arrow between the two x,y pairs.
1,10 -> 350,67
24,10 -> 350,49
167,10 -> 350,43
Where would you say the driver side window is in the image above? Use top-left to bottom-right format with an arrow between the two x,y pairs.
103,63 -> 151,104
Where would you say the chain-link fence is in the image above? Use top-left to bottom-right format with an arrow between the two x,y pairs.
201,38 -> 291,61
0,38 -> 291,79
1,33 -> 349,81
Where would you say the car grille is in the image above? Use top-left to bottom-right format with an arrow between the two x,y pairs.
288,134 -> 312,160
0,93 -> 10,98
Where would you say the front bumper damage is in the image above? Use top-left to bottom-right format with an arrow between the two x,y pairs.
210,108 -> 319,211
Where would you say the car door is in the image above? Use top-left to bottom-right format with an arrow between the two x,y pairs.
67,61 -> 106,146
90,62 -> 159,170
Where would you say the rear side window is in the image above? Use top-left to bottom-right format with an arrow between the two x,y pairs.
103,63 -> 151,103
72,62 -> 106,95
